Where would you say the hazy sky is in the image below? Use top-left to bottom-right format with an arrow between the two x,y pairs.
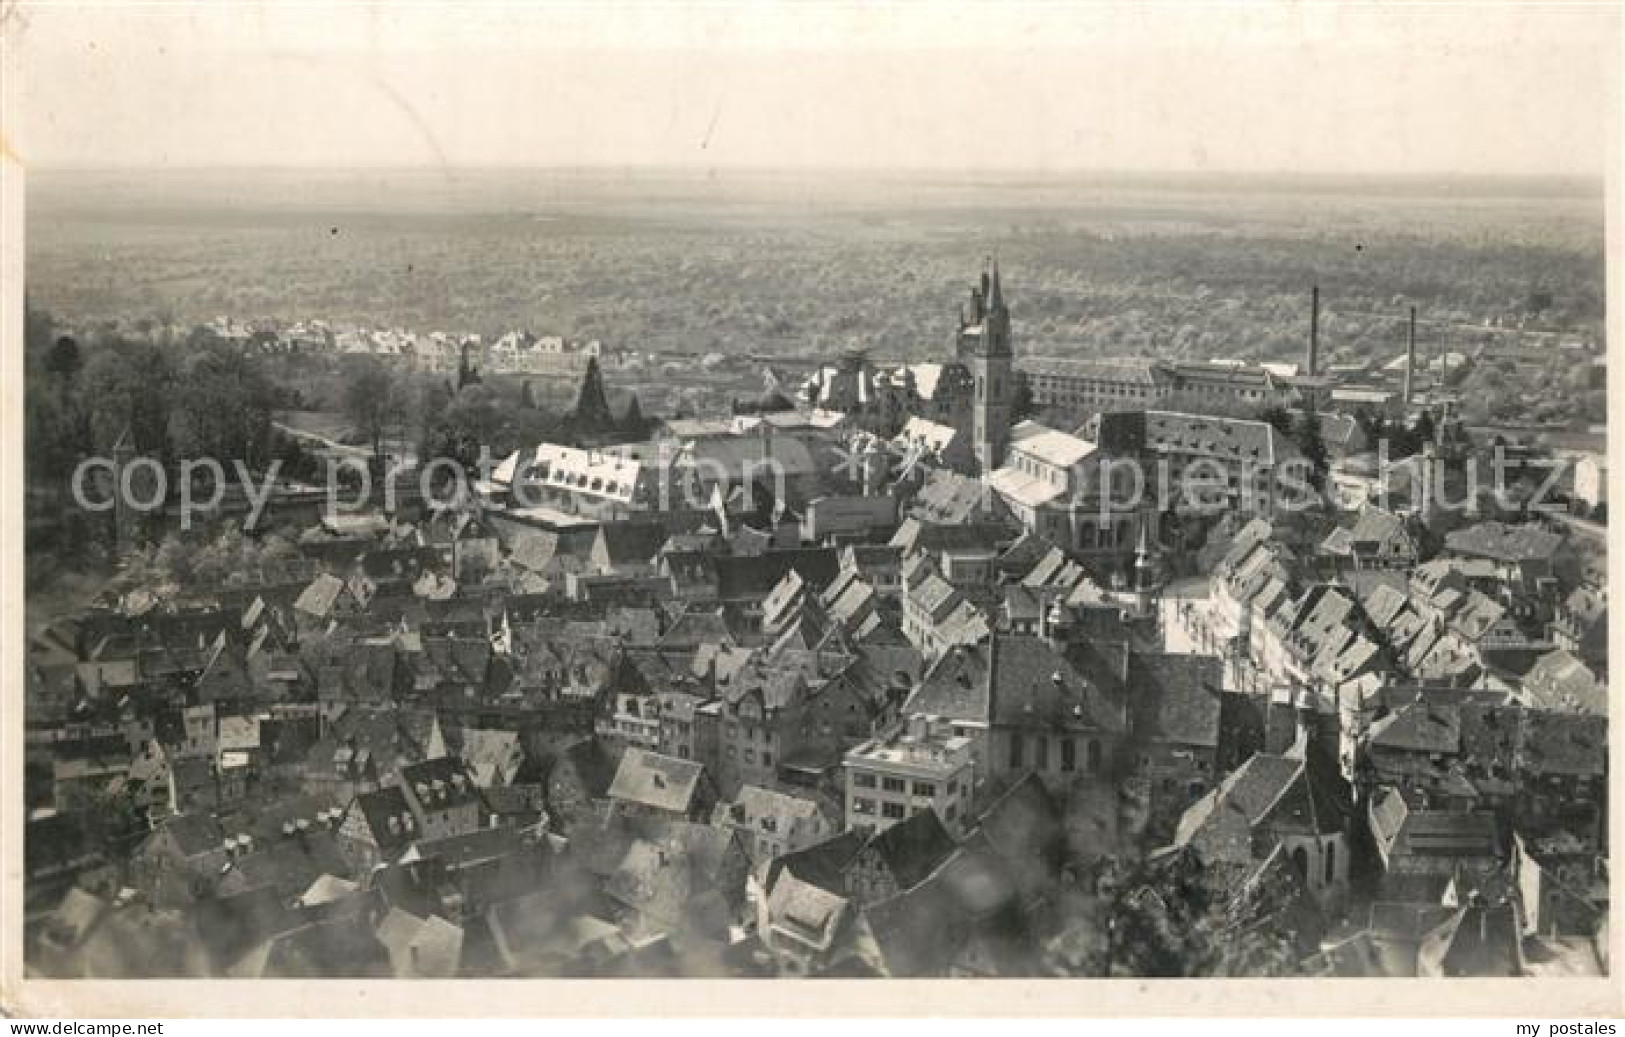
6,2 -> 1618,175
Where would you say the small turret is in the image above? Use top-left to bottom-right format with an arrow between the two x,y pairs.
1132,518 -> 1160,615
860,435 -> 888,496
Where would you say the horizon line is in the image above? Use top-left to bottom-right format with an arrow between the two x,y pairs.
21,162 -> 1605,183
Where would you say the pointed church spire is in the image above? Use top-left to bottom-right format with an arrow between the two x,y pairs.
988,257 -> 1005,313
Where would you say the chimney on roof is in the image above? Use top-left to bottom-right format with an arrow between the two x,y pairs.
1404,306 -> 1417,408
1307,285 -> 1320,377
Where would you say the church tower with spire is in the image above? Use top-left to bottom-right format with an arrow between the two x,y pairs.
955,259 -> 1015,473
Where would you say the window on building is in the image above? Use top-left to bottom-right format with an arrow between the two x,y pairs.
1061,738 -> 1077,772
1324,841 -> 1336,886
882,777 -> 906,793
1087,740 -> 1101,774
882,802 -> 906,820
853,797 -> 875,815
1009,733 -> 1025,770
853,772 -> 876,788
762,752 -> 772,768
1035,737 -> 1049,771
912,781 -> 936,797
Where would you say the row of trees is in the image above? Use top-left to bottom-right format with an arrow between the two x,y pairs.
339,355 -> 654,471
26,301 -> 282,477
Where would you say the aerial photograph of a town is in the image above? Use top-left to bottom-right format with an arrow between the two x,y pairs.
11,3 -> 1613,986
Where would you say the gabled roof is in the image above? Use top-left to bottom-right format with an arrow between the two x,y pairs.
1009,425 -> 1096,468
607,749 -> 706,814
985,635 -> 1128,735
766,869 -> 850,950
1368,700 -> 1461,755
353,785 -> 418,858
1131,653 -> 1224,748
1443,521 -> 1563,564
908,470 -> 1000,525
1384,808 -> 1500,862
904,641 -> 993,722
293,574 -> 349,619
1522,649 -> 1605,714
862,808 -> 959,890
593,522 -> 671,569
659,607 -> 740,650
400,756 -> 482,812
1173,750 -> 1348,864
858,873 -> 966,977
766,829 -> 868,894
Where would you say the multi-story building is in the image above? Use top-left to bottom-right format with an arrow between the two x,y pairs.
843,715 -> 976,836
798,262 -> 1012,470
985,420 -> 1141,555
491,442 -> 675,520
398,757 -> 483,841
1083,409 -> 1306,518
1021,356 -> 1300,421
799,348 -> 974,440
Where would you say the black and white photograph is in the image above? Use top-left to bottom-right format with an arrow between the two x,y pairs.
2,0 -> 1618,1013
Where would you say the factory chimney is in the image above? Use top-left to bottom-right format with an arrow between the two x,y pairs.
1306,285 -> 1320,377
1403,306 -> 1417,407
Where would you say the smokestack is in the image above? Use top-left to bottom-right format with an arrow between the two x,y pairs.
1404,306 -> 1417,407
1306,285 -> 1320,377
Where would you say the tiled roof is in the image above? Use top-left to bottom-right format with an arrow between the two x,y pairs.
864,808 -> 958,890
400,756 -> 483,812
987,635 -> 1127,734
1443,521 -> 1563,563
354,785 -> 418,857
909,470 -> 1000,525
1010,426 -> 1096,469
607,749 -> 705,814
594,522 -> 672,569
1091,410 -> 1299,467
1132,653 -> 1224,748
1522,650 -> 1605,714
766,869 -> 849,949
294,574 -> 347,619
905,641 -> 993,723
1020,355 -> 1171,386
1388,810 -> 1500,861
767,829 -> 868,894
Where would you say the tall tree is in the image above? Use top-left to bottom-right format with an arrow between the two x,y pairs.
45,335 -> 82,381
618,393 -> 648,437
1258,404 -> 1294,437
344,363 -> 399,463
571,355 -> 616,434
80,341 -> 176,457
457,341 -> 482,390
1293,408 -> 1329,490
1412,409 -> 1437,447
